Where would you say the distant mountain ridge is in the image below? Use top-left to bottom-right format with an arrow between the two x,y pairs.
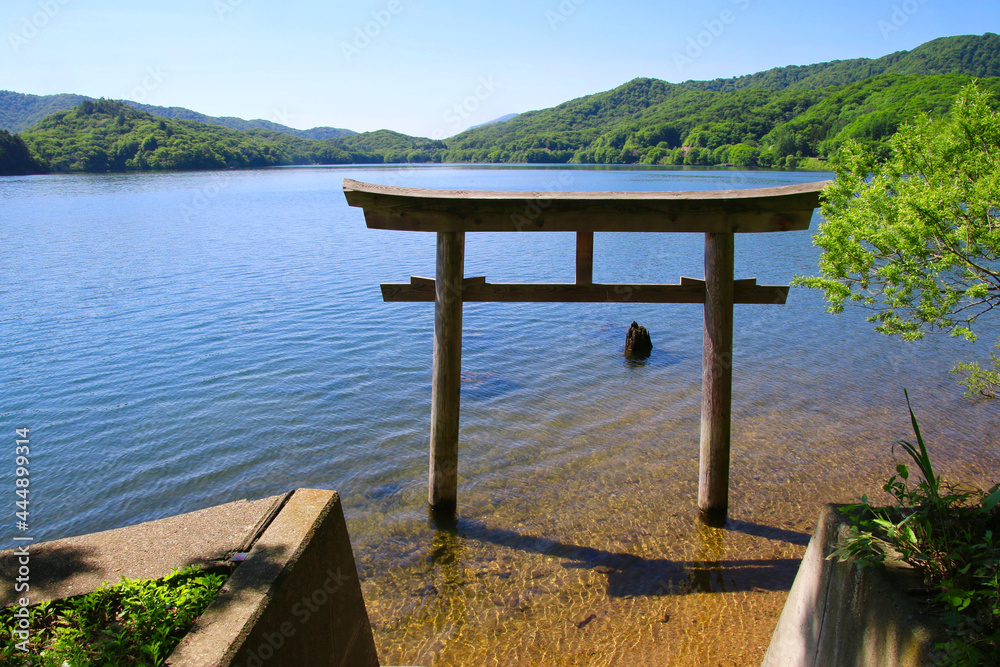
0,90 -> 356,139
4,32 -> 1000,175
440,33 -> 1000,165
679,33 -> 1000,92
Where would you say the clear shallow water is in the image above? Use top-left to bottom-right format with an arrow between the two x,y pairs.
2,165 -> 998,665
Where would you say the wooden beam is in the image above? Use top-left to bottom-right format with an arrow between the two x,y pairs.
343,179 -> 828,234
410,275 -> 484,287
380,280 -> 788,304
699,232 -> 735,527
429,232 -> 465,514
576,231 -> 594,285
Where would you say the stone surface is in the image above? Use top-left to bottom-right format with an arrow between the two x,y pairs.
624,321 -> 652,359
0,494 -> 287,607
761,504 -> 943,667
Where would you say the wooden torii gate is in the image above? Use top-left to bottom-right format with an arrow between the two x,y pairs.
344,178 -> 826,526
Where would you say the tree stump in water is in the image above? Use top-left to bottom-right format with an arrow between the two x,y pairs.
624,321 -> 652,359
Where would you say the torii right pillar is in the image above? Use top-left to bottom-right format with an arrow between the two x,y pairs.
700,232 -> 735,527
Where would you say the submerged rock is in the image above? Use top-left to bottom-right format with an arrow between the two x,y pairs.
624,321 -> 652,359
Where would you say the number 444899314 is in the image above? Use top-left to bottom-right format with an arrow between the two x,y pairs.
15,427 -> 29,527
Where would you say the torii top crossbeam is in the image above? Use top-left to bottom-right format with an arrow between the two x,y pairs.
344,177 -> 827,525
343,178 -> 824,233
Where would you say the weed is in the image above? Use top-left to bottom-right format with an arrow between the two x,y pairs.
0,566 -> 227,666
832,392 -> 1000,665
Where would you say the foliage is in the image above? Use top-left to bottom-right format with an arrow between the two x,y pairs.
18,99 -> 444,172
441,73 -> 1000,168
0,129 -> 47,175
683,33 -> 1000,93
23,99 -> 301,172
832,393 -> 1000,665
952,339 -> 1000,399
124,101 -> 355,140
796,83 -> 1000,343
0,91 -> 92,134
0,90 -> 355,139
0,567 -> 226,666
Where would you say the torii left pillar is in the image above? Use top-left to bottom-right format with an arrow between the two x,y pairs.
428,231 -> 464,513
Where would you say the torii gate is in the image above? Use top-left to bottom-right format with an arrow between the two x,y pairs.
344,178 -> 826,526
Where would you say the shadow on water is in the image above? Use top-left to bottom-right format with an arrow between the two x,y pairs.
622,348 -> 687,369
426,513 -> 801,597
460,371 -> 521,400
365,481 -> 406,501
724,518 -> 812,547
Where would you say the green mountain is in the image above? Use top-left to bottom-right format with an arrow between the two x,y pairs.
0,90 -> 355,139
5,33 -> 1000,174
681,33 -> 1000,92
440,33 -> 1000,165
440,72 -> 1000,167
0,92 -> 92,134
123,101 -> 356,140
22,99 -> 331,172
17,99 -> 439,172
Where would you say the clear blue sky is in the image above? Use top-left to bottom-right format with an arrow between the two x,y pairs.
2,0 -> 998,137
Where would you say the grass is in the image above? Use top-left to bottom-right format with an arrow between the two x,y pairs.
832,392 -> 1000,666
0,566 -> 227,666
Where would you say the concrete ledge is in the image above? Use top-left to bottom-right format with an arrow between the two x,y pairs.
2,489 -> 379,667
167,488 -> 379,667
762,504 -> 943,667
1,494 -> 286,606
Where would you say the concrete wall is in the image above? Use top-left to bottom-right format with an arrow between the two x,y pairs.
168,488 -> 379,667
762,504 -> 943,667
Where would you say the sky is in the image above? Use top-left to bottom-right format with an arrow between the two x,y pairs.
2,0 -> 999,137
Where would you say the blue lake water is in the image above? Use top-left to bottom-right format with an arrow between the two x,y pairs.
2,164 -> 998,664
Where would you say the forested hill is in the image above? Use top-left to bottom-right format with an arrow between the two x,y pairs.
680,33 -> 1000,92
5,33 -> 1000,174
19,99 -> 441,172
440,32 -> 1000,165
443,73 -> 1000,166
0,90 -> 355,139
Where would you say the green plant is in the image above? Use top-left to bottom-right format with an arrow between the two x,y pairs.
0,566 -> 227,666
952,339 -> 1000,400
832,392 -> 1000,665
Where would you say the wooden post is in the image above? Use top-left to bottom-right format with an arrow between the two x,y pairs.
576,231 -> 594,285
699,232 -> 734,527
429,231 -> 465,513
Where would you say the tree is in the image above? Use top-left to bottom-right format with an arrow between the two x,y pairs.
797,83 -> 1000,395
0,130 -> 47,175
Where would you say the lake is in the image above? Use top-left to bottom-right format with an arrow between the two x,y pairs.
2,164 -> 998,665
